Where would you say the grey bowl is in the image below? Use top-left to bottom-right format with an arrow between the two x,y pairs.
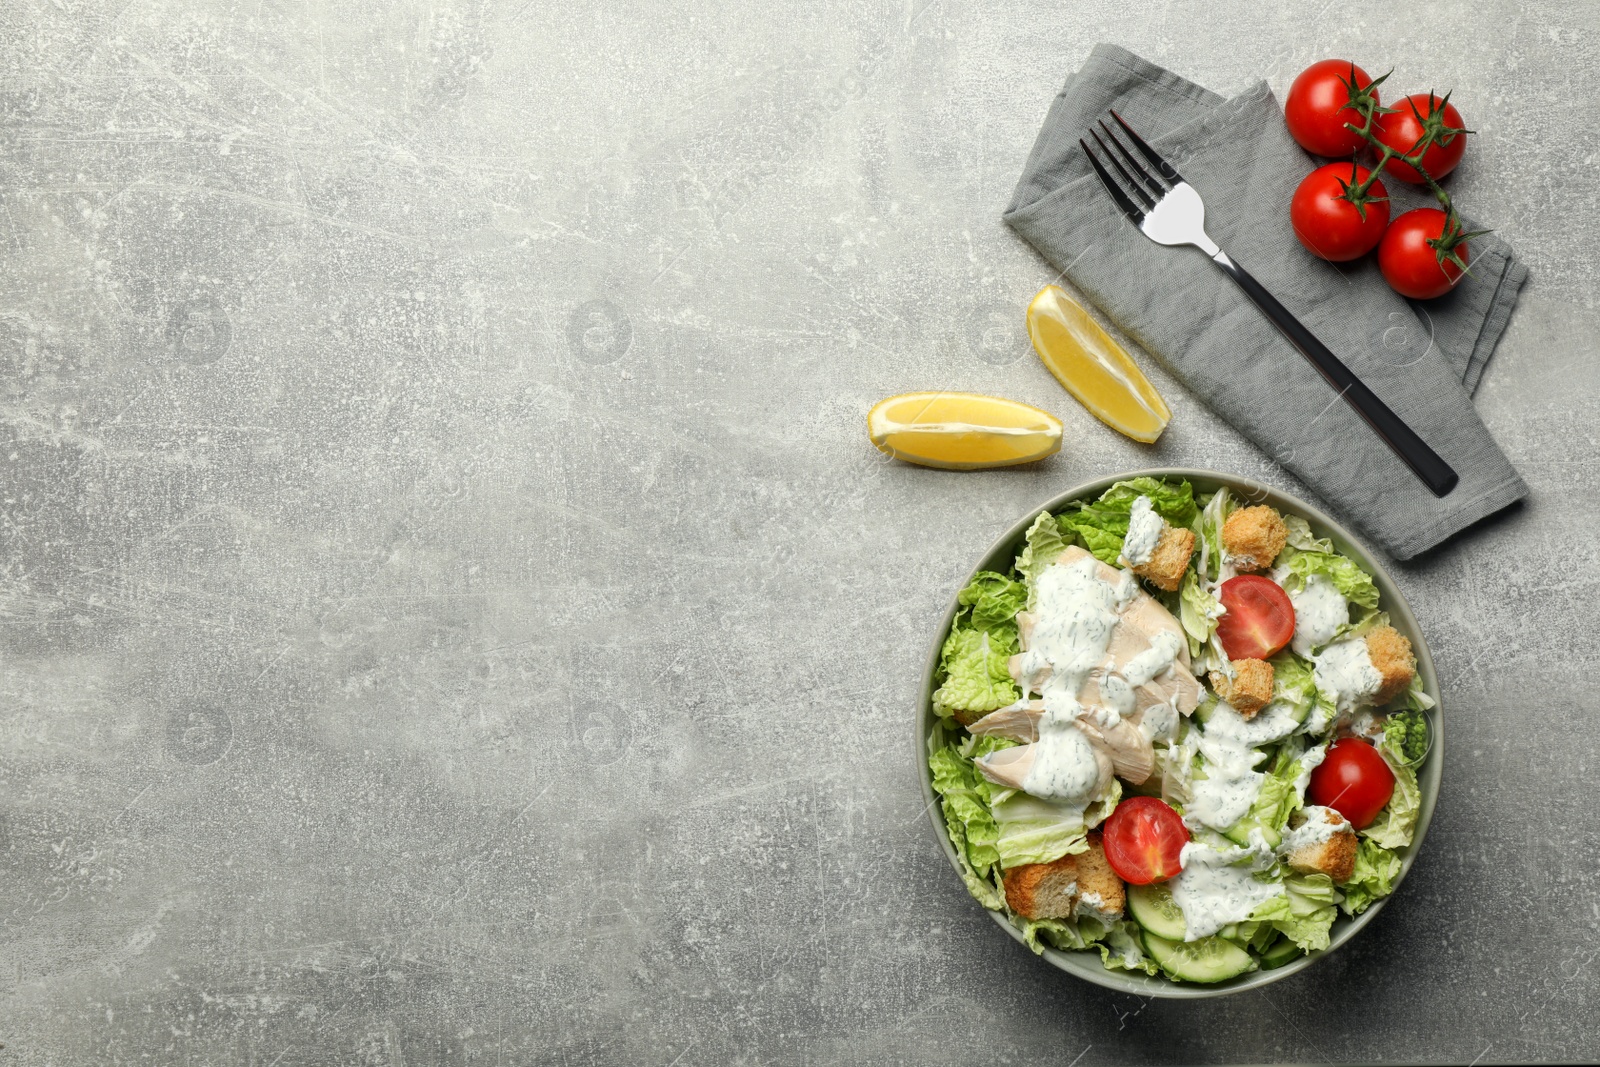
916,468 -> 1442,998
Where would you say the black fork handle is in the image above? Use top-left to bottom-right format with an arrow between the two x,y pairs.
1210,251 -> 1459,498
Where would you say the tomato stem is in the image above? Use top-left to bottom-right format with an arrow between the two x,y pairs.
1337,76 -> 1482,271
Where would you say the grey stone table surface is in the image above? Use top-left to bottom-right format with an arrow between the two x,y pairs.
1,1 -> 1596,1064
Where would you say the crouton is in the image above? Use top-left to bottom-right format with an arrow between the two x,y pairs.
1208,658 -> 1274,718
1130,526 -> 1194,593
1002,831 -> 1126,922
1002,853 -> 1078,920
1221,505 -> 1288,572
1366,624 -> 1416,704
1282,806 -> 1357,883
1070,831 -> 1127,922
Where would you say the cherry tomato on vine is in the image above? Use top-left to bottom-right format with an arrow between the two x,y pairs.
1307,738 -> 1395,829
1379,209 -> 1469,299
1284,60 -> 1375,157
1290,163 -> 1390,261
1102,797 -> 1189,884
1373,93 -> 1468,184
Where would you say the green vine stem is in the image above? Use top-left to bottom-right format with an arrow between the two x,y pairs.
1335,66 -> 1487,273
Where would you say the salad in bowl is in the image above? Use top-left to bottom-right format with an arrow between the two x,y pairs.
923,472 -> 1437,990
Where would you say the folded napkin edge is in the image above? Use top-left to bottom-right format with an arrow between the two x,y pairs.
1387,473 -> 1528,559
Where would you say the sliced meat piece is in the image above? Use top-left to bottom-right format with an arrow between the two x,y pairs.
970,702 -> 1154,786
967,703 -> 1041,743
1057,546 -> 1191,670
1076,715 -> 1155,786
973,734 -> 1113,799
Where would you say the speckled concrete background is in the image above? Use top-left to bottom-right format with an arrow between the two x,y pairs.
1,1 -> 1595,1063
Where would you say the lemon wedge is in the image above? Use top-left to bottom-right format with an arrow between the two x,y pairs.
1027,285 -> 1170,444
868,392 -> 1062,470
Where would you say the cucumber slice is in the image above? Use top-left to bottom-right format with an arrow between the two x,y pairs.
1222,819 -> 1282,849
1260,934 -> 1303,970
1142,931 -> 1258,984
1127,881 -> 1187,941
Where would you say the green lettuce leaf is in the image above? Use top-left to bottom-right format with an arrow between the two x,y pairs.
1049,477 -> 1201,567
1255,872 -> 1340,951
1279,549 -> 1380,611
931,627 -> 1018,717
1255,748 -> 1303,835
1399,674 -> 1437,712
1179,570 -> 1223,658
929,743 -> 1003,880
1021,916 -> 1159,974
1339,838 -> 1402,916
1098,919 -> 1162,974
1017,511 -> 1072,586
992,780 -> 1120,869
958,571 -> 1028,633
1269,652 -> 1333,733
1281,514 -> 1333,554
1224,742 -> 1303,845
1023,916 -> 1087,954
1340,609 -> 1391,643
1196,486 -> 1234,582
1362,727 -> 1422,849
1097,476 -> 1200,529
1058,510 -> 1127,566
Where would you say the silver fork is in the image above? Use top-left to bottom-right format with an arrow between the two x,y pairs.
1081,112 -> 1458,498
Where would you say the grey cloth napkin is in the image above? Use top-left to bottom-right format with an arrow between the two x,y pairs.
1004,44 -> 1528,560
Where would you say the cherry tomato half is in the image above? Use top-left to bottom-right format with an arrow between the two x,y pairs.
1284,60 -> 1375,157
1215,575 -> 1296,660
1291,163 -> 1390,262
1307,737 -> 1396,829
1372,93 -> 1467,184
1102,796 -> 1190,884
1379,208 -> 1469,300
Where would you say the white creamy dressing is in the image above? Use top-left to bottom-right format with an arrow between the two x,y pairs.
1168,833 -> 1286,940
1348,709 -> 1385,740
1097,673 -> 1136,718
1278,806 -> 1349,855
1197,537 -> 1237,597
1312,638 -> 1381,714
1020,708 -> 1105,806
1018,557 -> 1121,707
1293,742 -> 1328,800
1123,631 -> 1184,687
1304,700 -> 1334,735
1012,557 -> 1123,805
1119,495 -> 1164,567
1188,729 -> 1268,831
1203,699 -> 1302,748
1011,554 -> 1181,805
1137,699 -> 1181,744
1289,573 -> 1348,657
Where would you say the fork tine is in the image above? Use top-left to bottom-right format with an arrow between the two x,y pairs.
1110,109 -> 1185,184
1097,121 -> 1167,197
1089,128 -> 1156,209
1079,138 -> 1145,223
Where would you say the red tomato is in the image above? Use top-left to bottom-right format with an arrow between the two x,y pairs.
1290,163 -> 1390,261
1307,738 -> 1396,829
1102,796 -> 1189,884
1372,93 -> 1467,184
1215,575 -> 1296,660
1379,208 -> 1469,299
1284,60 -> 1375,157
